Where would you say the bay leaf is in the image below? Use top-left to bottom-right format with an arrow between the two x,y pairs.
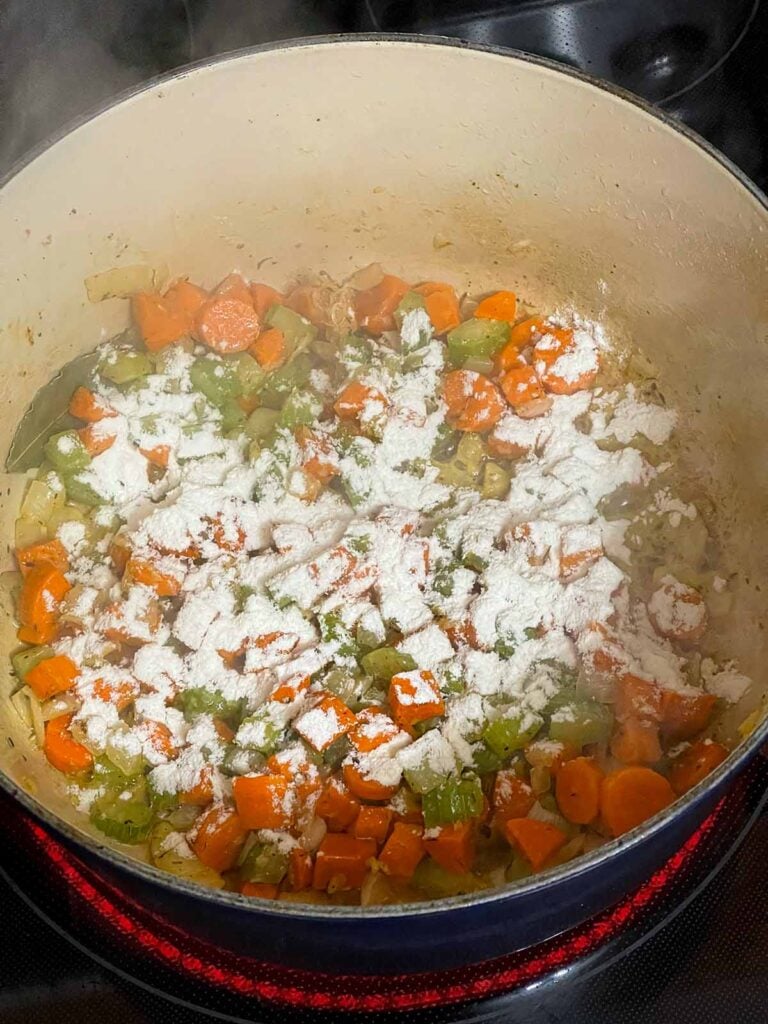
5,348 -> 102,473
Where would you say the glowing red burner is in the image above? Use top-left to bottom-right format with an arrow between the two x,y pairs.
23,803 -> 723,1012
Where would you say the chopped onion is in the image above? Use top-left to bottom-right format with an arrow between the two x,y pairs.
530,765 -> 552,796
27,688 -> 45,748
345,262 -> 384,291
84,263 -> 165,303
299,815 -> 327,852
10,688 -> 32,731
14,515 -> 47,550
527,800 -> 568,831
41,692 -> 78,721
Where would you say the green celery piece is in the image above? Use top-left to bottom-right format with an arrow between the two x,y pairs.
12,645 -> 53,681
323,668 -> 361,706
244,407 -> 281,441
422,776 -> 484,828
482,462 -> 511,500
100,349 -> 152,385
234,352 -> 267,394
494,636 -> 516,660
446,318 -> 509,365
148,777 -> 180,812
395,290 -> 427,324
189,357 -> 241,407
403,762 -> 452,795
220,746 -> 266,777
318,612 -> 359,658
239,841 -> 289,884
90,790 -> 154,844
279,390 -> 323,430
238,708 -> 285,756
471,740 -> 505,775
259,353 -> 314,409
548,700 -> 613,749
219,397 -> 246,433
61,472 -> 103,507
323,735 -> 351,769
176,687 -> 245,725
264,304 -> 317,355
483,712 -> 543,759
44,431 -> 91,474
360,647 -> 417,682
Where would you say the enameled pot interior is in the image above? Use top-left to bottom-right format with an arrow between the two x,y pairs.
0,37 -> 765,914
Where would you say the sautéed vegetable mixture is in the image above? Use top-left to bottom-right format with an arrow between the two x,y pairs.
7,266 -> 754,904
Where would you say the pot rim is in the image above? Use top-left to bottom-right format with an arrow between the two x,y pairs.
1,33 -> 766,921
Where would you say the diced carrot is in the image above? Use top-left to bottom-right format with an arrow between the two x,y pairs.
251,282 -> 284,318
555,756 -> 604,825
180,765 -> 215,806
508,316 -> 548,349
294,693 -> 356,752
18,563 -> 71,645
342,763 -> 398,802
213,718 -> 236,743
354,274 -> 410,334
531,326 -> 574,368
251,326 -> 286,369
191,805 -> 248,873
16,539 -> 69,578
194,295 -> 260,354
101,596 -> 163,647
25,654 -> 78,701
443,369 -> 505,433
139,445 -> 170,469
500,365 -> 546,410
494,339 -> 523,375
316,777 -> 360,832
124,557 -> 181,597
143,720 -> 178,760
312,833 -> 377,891
241,881 -> 279,899
77,423 -> 115,457
414,282 -> 461,334
610,716 -> 662,765
600,766 -> 675,837
649,579 -> 708,644
333,380 -> 388,422
660,690 -> 717,744
378,822 -> 424,879
348,709 -> 400,754
504,817 -> 567,871
108,538 -> 131,576
284,284 -> 328,326
213,273 -> 255,307
269,674 -> 311,705
492,770 -> 536,821
69,386 -> 116,422
295,426 -> 339,483
353,805 -> 393,843
92,676 -> 138,710
132,291 -> 191,352
423,820 -> 475,874
164,279 -> 209,321
533,327 -> 598,395
475,290 -> 518,325
615,675 -> 662,722
43,715 -> 93,775
389,670 -> 445,732
233,774 -> 291,830
669,740 -> 728,795
287,847 -> 314,891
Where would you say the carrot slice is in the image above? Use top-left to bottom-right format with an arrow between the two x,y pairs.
251,282 -> 284,318
414,282 -> 461,334
504,817 -> 567,870
294,693 -> 356,752
191,805 -> 248,872
660,690 -> 717,743
669,740 -> 728,795
139,444 -> 170,469
492,770 -> 536,821
353,805 -> 394,844
423,820 -> 474,874
610,716 -> 662,765
124,557 -> 181,597
77,423 -> 116,457
251,326 -> 286,369
389,670 -> 445,732
378,822 -> 425,879
508,316 -> 548,349
18,563 -> 71,645
43,715 -> 93,775
194,296 -> 260,354
555,756 -> 604,824
132,291 -> 190,352
92,676 -> 139,710
213,273 -> 254,307
443,369 -> 505,433
232,774 -> 291,830
600,766 -> 675,837
143,720 -> 178,760
342,763 -> 398,802
313,833 -> 377,890
494,340 -> 523,375
316,777 -> 360,832
615,675 -> 662,722
475,290 -> 518,325
25,654 -> 78,701
16,539 -> 69,578
287,848 -> 314,891
500,364 -> 546,409
333,381 -> 388,422
285,284 -> 328,326
180,765 -> 215,807
164,279 -> 209,321
69,386 -> 116,422
354,274 -> 410,334
348,709 -> 400,754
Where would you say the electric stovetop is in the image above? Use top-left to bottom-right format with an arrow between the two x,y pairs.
0,2 -> 766,1022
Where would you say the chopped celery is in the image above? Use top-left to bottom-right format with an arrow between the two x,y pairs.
548,700 -> 613,749
237,707 -> 285,755
11,645 -> 53,681
264,304 -> 317,354
404,761 -> 452,795
239,841 -> 289,884
482,462 -> 511,500
189,357 -> 241,407
318,612 -> 359,659
105,730 -> 145,777
100,348 -> 152,385
220,746 -> 265,777
245,407 -> 280,441
150,821 -> 225,887
494,635 -> 516,660
90,788 -> 153,844
462,357 -> 495,376
483,712 -> 543,759
471,740 -> 504,775
176,687 -> 245,725
446,318 -> 509,365
44,431 -> 91,474
259,353 -> 314,409
435,432 -> 485,489
21,478 -> 64,523
422,775 -> 484,828
395,290 -> 427,327
323,668 -> 361,706
233,352 -> 267,394
61,473 -> 104,507
412,860 -> 486,897
219,397 -> 246,433
431,424 -> 460,462
340,335 -> 374,367
505,856 -> 534,883
360,647 -> 417,682
462,551 -> 487,572
279,390 -> 323,430
323,735 -> 351,769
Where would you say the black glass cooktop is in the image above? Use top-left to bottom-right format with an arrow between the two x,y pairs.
1,2 -> 767,1021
